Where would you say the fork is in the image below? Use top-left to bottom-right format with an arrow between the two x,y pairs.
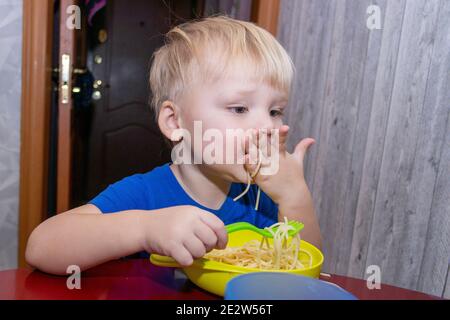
225,220 -> 304,238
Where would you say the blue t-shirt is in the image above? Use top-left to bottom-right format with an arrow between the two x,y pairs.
89,163 -> 279,256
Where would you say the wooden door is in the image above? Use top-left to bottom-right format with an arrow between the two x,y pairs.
56,0 -> 79,213
81,0 -> 194,202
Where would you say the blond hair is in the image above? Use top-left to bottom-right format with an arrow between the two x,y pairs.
149,15 -> 294,118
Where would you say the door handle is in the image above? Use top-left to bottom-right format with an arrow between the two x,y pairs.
60,54 -> 70,104
60,54 -> 89,104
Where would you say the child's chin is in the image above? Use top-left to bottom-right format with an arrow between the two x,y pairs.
219,166 -> 249,184
202,163 -> 247,184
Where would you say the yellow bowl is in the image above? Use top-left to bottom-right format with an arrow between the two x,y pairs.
150,229 -> 324,297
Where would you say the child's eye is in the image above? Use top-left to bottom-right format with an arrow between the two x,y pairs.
270,109 -> 284,117
228,106 -> 248,114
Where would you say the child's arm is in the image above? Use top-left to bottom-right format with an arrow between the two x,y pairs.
25,204 -> 228,275
276,180 -> 322,249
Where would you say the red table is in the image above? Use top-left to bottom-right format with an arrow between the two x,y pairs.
0,259 -> 441,300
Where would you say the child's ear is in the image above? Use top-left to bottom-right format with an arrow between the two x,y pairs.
158,100 -> 182,142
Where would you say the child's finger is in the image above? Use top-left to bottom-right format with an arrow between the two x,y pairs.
259,128 -> 269,158
171,246 -> 194,267
238,133 -> 248,165
248,130 -> 259,165
251,128 -> 259,152
183,236 -> 207,259
194,223 -> 219,252
241,129 -> 256,165
278,125 -> 289,153
243,154 -> 258,178
242,129 -> 250,156
293,138 -> 315,163
197,211 -> 228,249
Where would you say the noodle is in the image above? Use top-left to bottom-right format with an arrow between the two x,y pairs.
233,150 -> 263,210
205,218 -> 312,270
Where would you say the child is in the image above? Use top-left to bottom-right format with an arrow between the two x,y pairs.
25,16 -> 322,275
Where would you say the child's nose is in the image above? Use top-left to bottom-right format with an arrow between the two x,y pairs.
254,114 -> 277,134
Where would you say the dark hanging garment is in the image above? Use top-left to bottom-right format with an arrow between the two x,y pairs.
85,0 -> 107,26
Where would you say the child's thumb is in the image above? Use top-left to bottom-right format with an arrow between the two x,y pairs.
294,138 -> 315,163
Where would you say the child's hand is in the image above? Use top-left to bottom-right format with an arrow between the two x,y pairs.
244,125 -> 315,205
139,205 -> 228,266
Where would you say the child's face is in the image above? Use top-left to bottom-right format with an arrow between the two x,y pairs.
177,68 -> 288,183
